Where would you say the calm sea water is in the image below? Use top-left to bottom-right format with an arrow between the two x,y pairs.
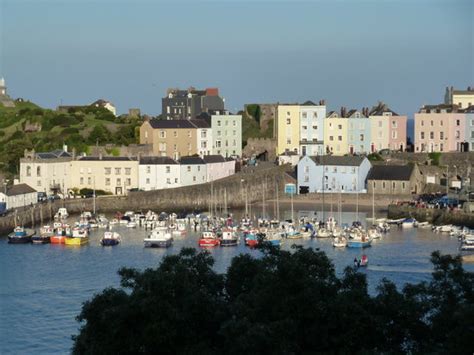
0,211 -> 471,354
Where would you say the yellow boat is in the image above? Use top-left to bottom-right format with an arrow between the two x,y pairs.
65,236 -> 89,246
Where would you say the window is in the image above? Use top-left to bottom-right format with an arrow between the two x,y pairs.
392,182 -> 396,189
146,178 -> 150,184
286,138 -> 291,144
105,167 -> 111,175
188,130 -> 192,138
430,120 -> 434,126
233,120 -> 236,126
201,130 -> 207,138
471,119 -> 474,126
173,144 -> 177,151
26,166 -> 31,176
302,112 -> 307,118
338,136 -> 342,141
80,177 -> 84,185
217,130 -> 221,137
198,166 -> 201,171
360,134 -> 364,141
329,136 -> 334,141
304,166 -> 309,173
312,125 -> 318,130
173,131 -> 177,137
333,167 -> 337,173
159,143 -> 166,151
146,166 -> 151,174
392,131 -> 397,139
175,178 -> 178,183
402,182 -> 406,189
144,131 -> 148,139
88,177 -> 92,185
304,176 -> 309,182
187,166 -> 191,172
159,130 -> 166,138
456,120 -> 460,126
382,182 -> 386,189
166,178 -> 171,184
286,118 -> 291,124
126,178 -> 131,186
471,131 -> 474,139
125,168 -> 131,175
217,120 -> 221,127
338,125 -> 342,130
440,120 -> 443,126
392,121 -> 397,128
115,168 -> 121,175
440,132 -> 444,140
37,166 -> 41,177
351,167 -> 356,173
378,121 -> 382,128
187,143 -> 191,150
313,112 -> 318,118
421,120 -> 424,126
105,178 -> 111,186
456,131 -> 460,139
233,130 -> 236,136
193,176 -> 196,182
302,126 -> 307,130
116,178 -> 121,185
421,132 -> 425,139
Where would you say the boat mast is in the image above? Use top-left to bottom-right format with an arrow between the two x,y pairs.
276,181 -> 280,221
356,169 -> 359,221
224,188 -> 228,217
262,178 -> 265,221
321,154 -> 325,223
372,182 -> 375,224
339,185 -> 342,225
93,176 -> 96,216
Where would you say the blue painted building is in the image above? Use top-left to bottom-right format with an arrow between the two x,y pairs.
297,155 -> 371,194
465,109 -> 474,151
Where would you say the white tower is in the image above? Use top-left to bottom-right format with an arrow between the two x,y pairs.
0,77 -> 6,96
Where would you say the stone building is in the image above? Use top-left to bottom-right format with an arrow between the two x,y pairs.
0,77 -> 15,108
367,164 -> 423,195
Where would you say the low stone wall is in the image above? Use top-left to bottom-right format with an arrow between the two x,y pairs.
387,204 -> 474,228
0,165 -> 291,235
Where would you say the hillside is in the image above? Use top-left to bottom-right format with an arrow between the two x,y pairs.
0,101 -> 141,176
241,104 -> 273,146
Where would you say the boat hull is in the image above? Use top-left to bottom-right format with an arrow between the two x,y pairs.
50,236 -> 66,244
198,239 -> 220,247
220,239 -> 238,247
8,236 -> 32,244
347,240 -> 372,248
32,236 -> 51,244
65,237 -> 89,246
101,238 -> 120,246
144,239 -> 172,248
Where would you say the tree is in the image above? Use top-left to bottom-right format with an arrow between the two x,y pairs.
73,247 -> 474,354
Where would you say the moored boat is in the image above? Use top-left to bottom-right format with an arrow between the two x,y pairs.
32,225 -> 54,244
144,228 -> 173,248
8,226 -> 35,244
347,234 -> 372,248
100,231 -> 121,246
220,228 -> 239,247
65,228 -> 90,246
401,218 -> 416,228
198,231 -> 220,247
332,236 -> 347,248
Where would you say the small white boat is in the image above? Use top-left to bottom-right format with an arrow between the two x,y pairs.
460,243 -> 474,250
54,207 -> 69,220
100,231 -> 121,246
126,221 -> 137,228
401,218 -> 416,228
144,228 -> 173,248
317,228 -> 332,238
332,236 -> 347,248
368,228 -> 381,240
417,221 -> 431,228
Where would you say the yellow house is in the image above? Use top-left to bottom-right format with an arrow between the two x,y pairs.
452,89 -> 474,109
276,105 -> 300,155
324,111 -> 348,155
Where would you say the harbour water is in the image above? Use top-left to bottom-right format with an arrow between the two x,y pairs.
0,210 -> 472,354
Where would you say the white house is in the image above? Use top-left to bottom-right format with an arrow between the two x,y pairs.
179,156 -> 207,186
203,155 -> 235,182
19,146 -> 73,196
193,120 -> 213,157
297,155 -> 372,194
139,156 -> 181,191
0,183 -> 37,210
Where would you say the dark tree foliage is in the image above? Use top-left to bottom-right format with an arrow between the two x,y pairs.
72,247 -> 474,355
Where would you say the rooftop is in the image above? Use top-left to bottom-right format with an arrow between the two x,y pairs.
36,149 -> 72,159
78,156 -> 137,161
202,155 -> 226,163
3,183 -> 36,196
139,157 -> 177,165
147,119 -> 210,129
367,165 -> 414,181
179,156 -> 205,165
309,155 -> 366,167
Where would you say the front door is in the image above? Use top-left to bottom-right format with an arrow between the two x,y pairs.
115,187 -> 123,195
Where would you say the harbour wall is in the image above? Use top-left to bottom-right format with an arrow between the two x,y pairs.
387,205 -> 474,228
0,166 -> 292,235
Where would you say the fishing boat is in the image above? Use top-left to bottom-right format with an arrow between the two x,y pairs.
54,207 -> 69,220
32,225 -> 54,244
244,230 -> 259,247
51,225 -> 72,244
332,236 -> 347,248
198,231 -> 220,247
401,218 -> 416,228
8,226 -> 35,244
100,231 -> 121,246
220,228 -> 239,247
144,228 -> 173,248
65,228 -> 90,246
347,235 -> 372,248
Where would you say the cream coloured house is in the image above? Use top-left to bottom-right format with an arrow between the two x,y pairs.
70,156 -> 139,195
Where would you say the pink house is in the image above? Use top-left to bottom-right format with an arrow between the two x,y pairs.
414,104 -> 466,152
388,115 -> 407,151
203,155 -> 235,182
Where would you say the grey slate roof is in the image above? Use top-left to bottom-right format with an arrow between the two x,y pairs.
369,102 -> 399,116
148,119 -> 210,129
367,165 -> 414,181
179,156 -> 205,165
139,157 -> 177,165
4,184 -> 36,196
189,119 -> 211,128
309,155 -> 366,167
202,155 -> 226,163
78,156 -> 137,161
301,100 -> 317,106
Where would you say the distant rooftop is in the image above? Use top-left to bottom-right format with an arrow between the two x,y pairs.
367,165 -> 414,181
309,155 -> 366,166
3,183 -> 36,196
139,156 -> 177,165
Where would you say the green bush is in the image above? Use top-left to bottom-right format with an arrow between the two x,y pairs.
428,152 -> 442,166
368,153 -> 383,161
79,188 -> 111,196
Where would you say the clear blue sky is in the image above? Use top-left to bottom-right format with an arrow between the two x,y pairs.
1,0 -> 473,123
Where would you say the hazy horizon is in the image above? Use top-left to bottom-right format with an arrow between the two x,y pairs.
1,0 -> 473,130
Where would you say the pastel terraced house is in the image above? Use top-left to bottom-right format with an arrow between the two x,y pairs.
324,110 -> 348,155
368,103 -> 407,152
276,101 -> 326,156
414,104 -> 468,152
